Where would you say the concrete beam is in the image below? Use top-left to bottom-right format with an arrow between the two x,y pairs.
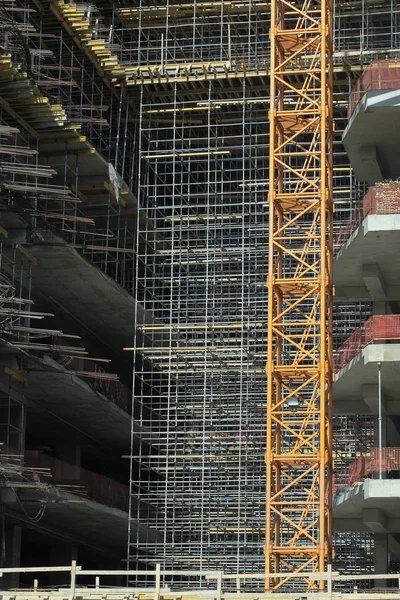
5,507 -> 121,559
342,90 -> 400,184
0,357 -> 134,454
333,518 -> 365,532
388,533 -> 400,563
362,264 -> 387,302
333,400 -> 367,416
334,345 -> 400,414
2,228 -> 27,245
335,286 -> 400,303
334,214 -> 400,302
333,517 -> 400,533
334,286 -> 372,301
374,533 -> 388,587
363,508 -> 388,533
387,416 -> 400,447
333,480 -> 400,534
362,384 -> 387,416
359,146 -> 384,183
364,478 -> 400,499
4,484 -> 162,551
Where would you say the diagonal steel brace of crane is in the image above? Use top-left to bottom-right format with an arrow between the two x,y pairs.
266,0 -> 333,590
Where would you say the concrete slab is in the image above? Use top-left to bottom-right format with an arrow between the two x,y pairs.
333,480 -> 400,533
0,352 -> 151,456
3,485 -> 162,553
1,228 -> 170,355
19,355 -> 145,453
342,89 -> 400,184
6,235 -> 158,356
333,343 -> 400,414
37,138 -> 157,242
38,137 -> 137,210
0,373 -> 131,462
334,214 -> 400,301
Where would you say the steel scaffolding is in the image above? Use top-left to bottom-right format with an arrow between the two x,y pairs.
0,1 -> 138,296
0,0 -> 395,587
0,2 -> 139,490
128,0 -> 394,586
130,81 -> 268,577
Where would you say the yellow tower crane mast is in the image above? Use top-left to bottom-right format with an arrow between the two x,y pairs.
266,0 -> 333,590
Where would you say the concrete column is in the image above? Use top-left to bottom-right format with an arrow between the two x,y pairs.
18,403 -> 26,456
362,264 -> 387,314
115,559 -> 125,587
48,544 -> 78,586
389,533 -> 400,568
387,416 -> 400,447
359,146 -> 384,184
54,443 -> 81,481
373,301 -> 387,315
373,415 -> 388,480
2,525 -> 22,589
374,533 -> 388,588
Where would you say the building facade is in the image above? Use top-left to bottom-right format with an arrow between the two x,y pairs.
0,0 -> 399,589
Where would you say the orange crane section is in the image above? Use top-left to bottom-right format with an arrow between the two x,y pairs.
265,0 -> 333,590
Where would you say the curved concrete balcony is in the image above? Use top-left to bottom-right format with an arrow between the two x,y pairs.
333,448 -> 400,534
334,184 -> 400,301
343,61 -> 400,185
0,355 -> 153,454
2,452 -> 162,555
333,315 -> 400,415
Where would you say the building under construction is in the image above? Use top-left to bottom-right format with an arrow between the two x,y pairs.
0,0 -> 400,594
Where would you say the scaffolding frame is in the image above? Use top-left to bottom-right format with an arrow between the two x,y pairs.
124,0 -> 397,585
0,0 -> 396,586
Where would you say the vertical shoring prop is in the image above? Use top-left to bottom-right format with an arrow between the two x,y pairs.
266,0 -> 333,590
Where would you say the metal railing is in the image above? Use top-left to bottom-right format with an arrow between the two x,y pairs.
334,183 -> 400,258
348,60 -> 400,119
334,448 -> 400,491
334,315 -> 400,373
1,563 -> 400,598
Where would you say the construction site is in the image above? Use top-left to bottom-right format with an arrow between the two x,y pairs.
0,0 -> 400,597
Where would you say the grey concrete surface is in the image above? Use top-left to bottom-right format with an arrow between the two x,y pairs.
3,485 -> 162,554
343,89 -> 400,184
38,138 -> 137,210
26,237 -> 140,354
19,355 -> 136,452
334,344 -> 400,414
37,138 -> 157,243
333,480 -> 400,533
334,215 -> 400,301
0,356 -> 150,456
